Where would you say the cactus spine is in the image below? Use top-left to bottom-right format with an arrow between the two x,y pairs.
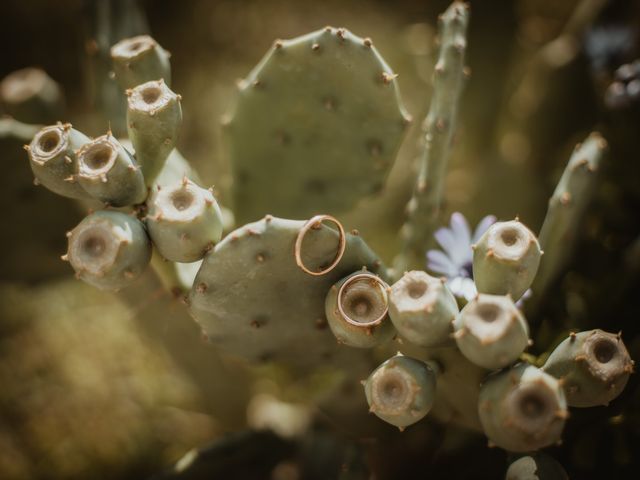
397,1 -> 470,269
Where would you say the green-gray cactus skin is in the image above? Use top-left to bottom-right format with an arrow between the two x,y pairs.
110,35 -> 171,90
77,134 -> 146,206
505,453 -> 568,480
478,364 -> 567,452
188,216 -> 386,369
388,270 -> 458,347
324,270 -> 396,348
542,329 -> 633,407
64,210 -> 152,291
453,294 -> 530,370
533,133 -> 607,298
0,68 -> 64,124
364,353 -> 437,430
146,178 -> 224,263
226,27 -> 410,222
397,1 -> 470,270
126,79 -> 182,186
27,123 -> 93,200
472,220 -> 541,300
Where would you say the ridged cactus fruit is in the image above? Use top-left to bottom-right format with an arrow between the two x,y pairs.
479,364 -> 567,452
146,178 -> 224,262
126,79 -> 182,186
188,216 -> 386,367
364,354 -> 437,430
533,133 -> 607,297
110,35 -> 171,90
76,134 -> 146,206
398,1 -> 470,269
0,67 -> 64,123
26,123 -> 92,199
388,270 -> 458,347
64,211 -> 152,291
226,27 -> 411,221
453,294 -> 530,369
324,271 -> 395,348
472,220 -> 541,300
542,329 -> 633,407
505,453 -> 568,480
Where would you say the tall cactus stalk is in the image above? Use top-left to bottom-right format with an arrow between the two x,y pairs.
396,1 -> 470,271
532,132 -> 607,299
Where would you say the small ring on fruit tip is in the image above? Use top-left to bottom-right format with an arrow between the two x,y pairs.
295,214 -> 346,276
337,272 -> 389,327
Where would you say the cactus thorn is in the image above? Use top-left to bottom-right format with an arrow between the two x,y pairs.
337,28 -> 346,41
560,192 -> 572,205
60,254 -> 69,261
398,426 -> 405,432
311,43 -> 320,51
63,175 -> 76,183
381,72 -> 398,84
274,40 -> 283,49
64,155 -> 73,164
351,229 -> 360,236
363,38 -> 372,47
486,249 -> 494,258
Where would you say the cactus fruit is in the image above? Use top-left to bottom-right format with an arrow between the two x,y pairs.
364,354 -> 437,430
27,123 -> 92,199
472,220 -> 541,300
126,79 -> 182,186
64,211 -> 152,291
77,134 -> 146,206
146,178 -> 224,262
226,27 -> 410,222
478,364 -> 568,452
398,1 -> 470,269
110,35 -> 171,90
453,294 -> 530,369
542,329 -> 633,407
388,270 -> 458,347
533,133 -> 607,297
324,271 -> 395,348
189,215 -> 386,367
505,453 -> 568,480
0,68 -> 64,124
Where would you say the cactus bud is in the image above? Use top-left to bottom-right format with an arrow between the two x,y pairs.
65,211 -> 152,291
388,270 -> 458,347
127,80 -> 182,186
453,294 -> 529,369
542,329 -> 633,407
146,178 -> 224,262
27,124 -> 92,199
364,354 -> 437,430
0,67 -> 64,124
324,271 -> 395,348
505,453 -> 568,480
479,364 -> 567,452
473,220 -> 541,300
77,134 -> 146,206
110,35 -> 171,90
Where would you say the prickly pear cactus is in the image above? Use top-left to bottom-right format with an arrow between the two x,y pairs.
226,27 -> 411,222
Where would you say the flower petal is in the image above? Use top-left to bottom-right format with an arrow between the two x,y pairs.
434,227 -> 458,258
459,278 -> 478,301
472,215 -> 497,244
427,250 -> 457,277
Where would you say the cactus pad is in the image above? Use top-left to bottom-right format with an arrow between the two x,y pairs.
227,27 -> 411,222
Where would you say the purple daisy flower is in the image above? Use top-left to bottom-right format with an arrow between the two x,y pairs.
426,212 -> 496,301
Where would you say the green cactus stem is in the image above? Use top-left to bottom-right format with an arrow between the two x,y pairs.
0,117 -> 41,143
505,453 -> 568,480
324,270 -> 396,348
126,79 -> 182,186
478,364 -> 567,452
111,35 -> 171,90
473,219 -> 541,300
226,27 -> 410,222
388,270 -> 458,347
0,68 -> 64,124
77,133 -> 146,206
453,294 -> 530,369
542,329 -> 633,407
63,210 -> 152,291
26,123 -> 93,200
397,1 -> 470,270
364,353 -> 437,430
146,178 -> 224,262
532,132 -> 607,298
188,215 -> 386,369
